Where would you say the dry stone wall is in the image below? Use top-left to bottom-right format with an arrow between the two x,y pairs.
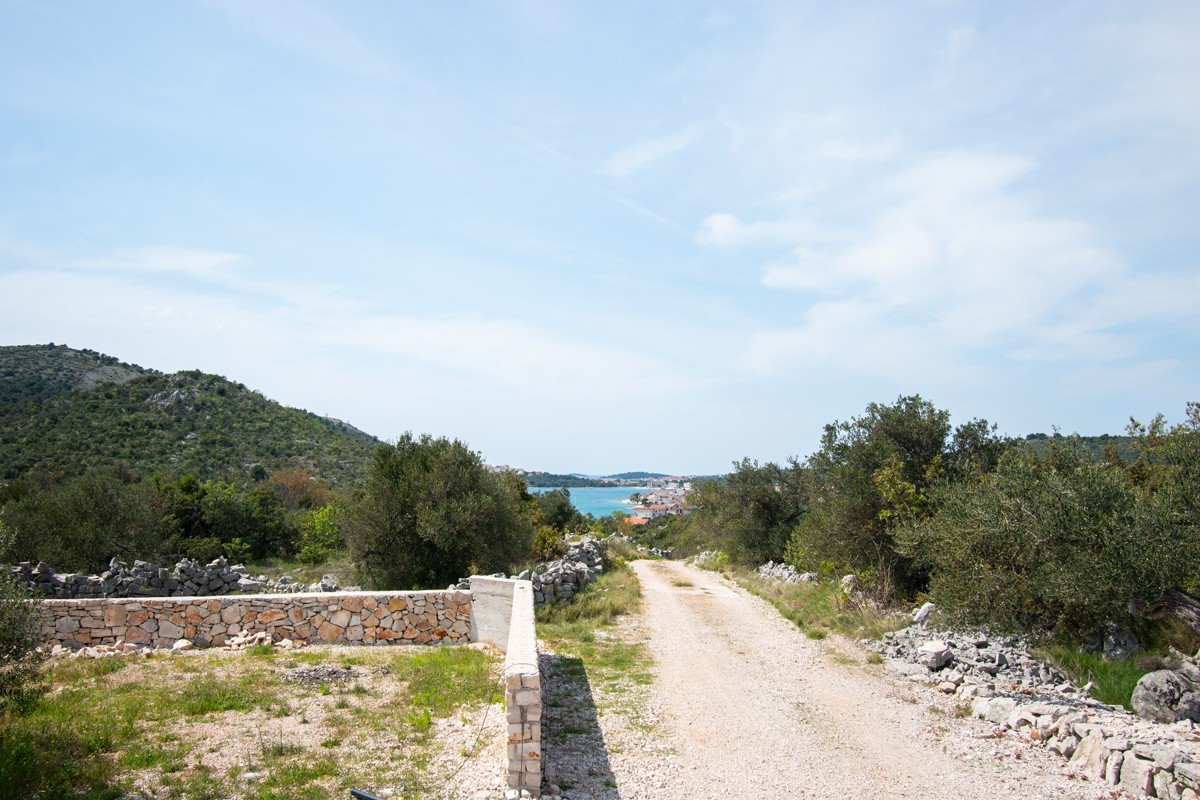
41,590 -> 471,649
11,556 -> 346,598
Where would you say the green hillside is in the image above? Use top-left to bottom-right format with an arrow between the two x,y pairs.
1022,432 -> 1140,463
606,471 -> 670,480
0,344 -> 380,485
523,471 -> 611,488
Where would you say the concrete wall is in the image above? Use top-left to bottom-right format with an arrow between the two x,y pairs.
503,580 -> 543,793
469,576 -> 517,649
469,575 -> 543,792
41,590 -> 472,649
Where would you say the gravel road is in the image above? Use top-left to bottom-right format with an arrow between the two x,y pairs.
542,559 -> 1115,799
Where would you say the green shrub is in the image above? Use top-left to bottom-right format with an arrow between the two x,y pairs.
343,435 -> 533,589
897,443 -> 1200,639
0,575 -> 44,712
297,504 -> 341,566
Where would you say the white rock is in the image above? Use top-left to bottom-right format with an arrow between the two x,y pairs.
916,640 -> 952,670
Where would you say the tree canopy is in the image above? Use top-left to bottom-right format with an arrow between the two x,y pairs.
343,434 -> 535,589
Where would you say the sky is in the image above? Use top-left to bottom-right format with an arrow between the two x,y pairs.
1,1 -> 1198,476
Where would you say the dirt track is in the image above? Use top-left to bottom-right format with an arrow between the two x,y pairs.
623,559 -> 1107,799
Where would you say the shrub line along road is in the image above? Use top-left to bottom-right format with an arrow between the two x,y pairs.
616,560 -> 1108,799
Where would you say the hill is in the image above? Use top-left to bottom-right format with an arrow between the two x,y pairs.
523,471 -> 611,488
1022,432 -> 1140,463
0,344 -> 381,485
605,471 -> 670,481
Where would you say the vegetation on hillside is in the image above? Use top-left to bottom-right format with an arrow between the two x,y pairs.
0,344 -> 380,485
523,471 -> 612,488
658,396 -> 1200,646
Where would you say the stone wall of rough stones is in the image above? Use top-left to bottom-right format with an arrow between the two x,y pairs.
40,590 -> 472,649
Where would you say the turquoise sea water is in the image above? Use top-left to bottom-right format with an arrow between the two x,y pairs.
529,486 -> 647,518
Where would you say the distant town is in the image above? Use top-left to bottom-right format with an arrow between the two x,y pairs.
624,483 -> 695,527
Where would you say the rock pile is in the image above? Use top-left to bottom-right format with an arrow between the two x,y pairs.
970,694 -> 1200,798
603,533 -> 673,559
8,557 -> 349,599
450,539 -> 606,607
871,605 -> 1200,798
46,640 -> 154,659
870,623 -> 1081,697
280,664 -> 362,686
756,561 -> 818,584
524,539 -> 605,605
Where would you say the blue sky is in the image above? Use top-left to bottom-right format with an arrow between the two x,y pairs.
2,1 -> 1197,475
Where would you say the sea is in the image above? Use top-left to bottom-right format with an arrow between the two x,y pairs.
528,486 -> 648,518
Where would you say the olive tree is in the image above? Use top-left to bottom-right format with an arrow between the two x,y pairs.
343,434 -> 534,589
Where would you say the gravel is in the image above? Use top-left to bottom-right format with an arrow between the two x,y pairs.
523,559 -> 1116,799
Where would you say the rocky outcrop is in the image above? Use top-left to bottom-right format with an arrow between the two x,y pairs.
8,557 -> 351,599
1133,662 -> 1200,724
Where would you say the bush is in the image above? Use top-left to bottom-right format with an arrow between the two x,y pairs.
343,435 -> 534,589
297,504 -> 341,566
897,443 -> 1200,639
0,472 -> 169,572
0,575 -> 44,711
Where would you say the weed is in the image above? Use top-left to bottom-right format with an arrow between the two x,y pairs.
537,563 -> 642,632
405,707 -> 433,733
246,643 -> 277,660
174,675 -> 276,716
1037,645 -> 1150,710
805,629 -> 828,640
259,729 -> 304,759
725,566 -> 905,640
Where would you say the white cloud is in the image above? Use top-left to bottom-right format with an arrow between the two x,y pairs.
602,127 -> 699,179
0,262 -> 695,420
696,212 -> 813,247
741,150 -> 1200,376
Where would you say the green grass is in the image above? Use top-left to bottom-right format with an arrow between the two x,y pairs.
722,565 -> 905,641
0,644 -> 501,800
537,561 -> 642,635
537,559 -> 655,726
389,647 -> 501,718
1038,645 -> 1151,710
174,675 -> 279,716
243,552 -> 359,588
